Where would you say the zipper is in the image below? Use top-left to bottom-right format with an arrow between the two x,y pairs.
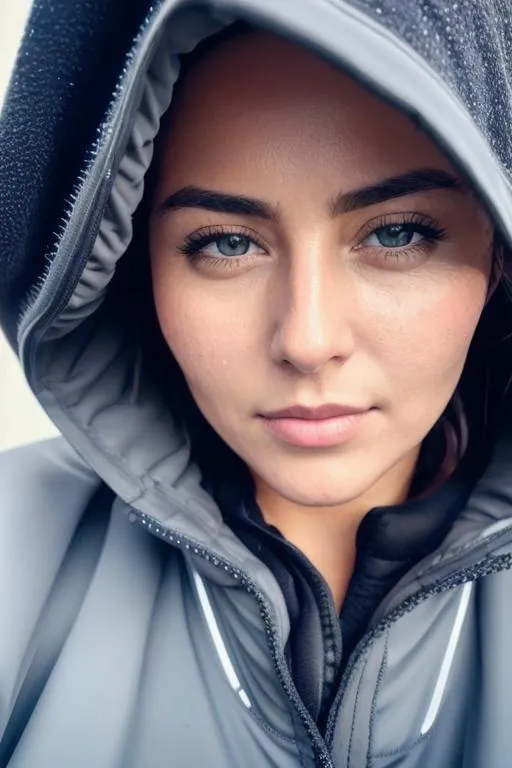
323,549 -> 512,747
236,515 -> 342,721
18,2 -> 165,375
283,541 -> 343,723
129,508 -> 335,768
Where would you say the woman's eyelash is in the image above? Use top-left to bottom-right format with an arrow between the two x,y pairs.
360,213 -> 447,247
178,226 -> 263,259
355,214 -> 447,269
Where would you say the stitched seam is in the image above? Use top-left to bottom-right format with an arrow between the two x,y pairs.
288,704 -> 316,768
366,629 -> 389,768
347,653 -> 370,768
244,706 -> 299,746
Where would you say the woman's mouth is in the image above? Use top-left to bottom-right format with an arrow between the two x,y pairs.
259,404 -> 374,448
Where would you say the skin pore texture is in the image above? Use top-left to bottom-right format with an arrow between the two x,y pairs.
149,29 -> 492,609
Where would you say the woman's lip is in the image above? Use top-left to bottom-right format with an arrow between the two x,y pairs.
262,403 -> 370,420
260,410 -> 372,448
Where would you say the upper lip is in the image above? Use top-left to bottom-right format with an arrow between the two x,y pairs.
262,404 -> 370,420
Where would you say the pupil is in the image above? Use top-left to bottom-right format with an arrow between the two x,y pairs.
218,234 -> 249,256
378,225 -> 411,248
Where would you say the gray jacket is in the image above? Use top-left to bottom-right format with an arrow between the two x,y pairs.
2,1 -> 512,766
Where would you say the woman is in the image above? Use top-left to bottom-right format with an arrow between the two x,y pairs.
1,1 -> 512,766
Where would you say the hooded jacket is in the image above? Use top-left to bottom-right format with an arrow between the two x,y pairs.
2,1 -> 512,766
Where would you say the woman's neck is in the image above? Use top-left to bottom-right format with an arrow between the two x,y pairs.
254,447 -> 420,612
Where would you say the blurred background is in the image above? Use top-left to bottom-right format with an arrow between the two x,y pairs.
0,0 -> 59,450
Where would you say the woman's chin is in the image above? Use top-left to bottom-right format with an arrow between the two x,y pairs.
247,437 -> 419,511
254,462 -> 379,509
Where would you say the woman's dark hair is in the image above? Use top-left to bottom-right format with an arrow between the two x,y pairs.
461,230 -> 512,447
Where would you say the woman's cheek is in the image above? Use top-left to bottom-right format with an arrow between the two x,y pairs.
362,271 -> 487,404
157,299 -> 242,413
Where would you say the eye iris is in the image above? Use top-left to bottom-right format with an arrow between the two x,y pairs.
217,234 -> 250,256
376,224 -> 412,248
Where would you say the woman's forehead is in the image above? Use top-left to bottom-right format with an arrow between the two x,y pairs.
157,31 -> 457,204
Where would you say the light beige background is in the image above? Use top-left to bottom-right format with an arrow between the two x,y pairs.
0,0 -> 59,451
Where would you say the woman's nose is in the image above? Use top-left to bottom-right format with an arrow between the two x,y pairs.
270,250 -> 356,375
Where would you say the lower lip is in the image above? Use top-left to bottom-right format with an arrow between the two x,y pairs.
261,411 -> 372,448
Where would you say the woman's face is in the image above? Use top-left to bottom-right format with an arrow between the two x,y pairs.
150,30 -> 492,507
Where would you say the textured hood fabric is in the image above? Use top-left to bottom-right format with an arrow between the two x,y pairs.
3,0 -> 512,590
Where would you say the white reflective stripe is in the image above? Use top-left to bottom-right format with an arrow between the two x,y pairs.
192,569 -> 252,709
420,581 -> 473,736
238,689 -> 252,709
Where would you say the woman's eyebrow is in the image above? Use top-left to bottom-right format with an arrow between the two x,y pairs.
330,168 -> 463,215
155,169 -> 462,220
155,186 -> 278,220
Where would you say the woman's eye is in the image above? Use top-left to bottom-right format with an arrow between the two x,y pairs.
178,228 -> 268,268
356,220 -> 446,270
363,224 -> 424,249
202,234 -> 257,257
